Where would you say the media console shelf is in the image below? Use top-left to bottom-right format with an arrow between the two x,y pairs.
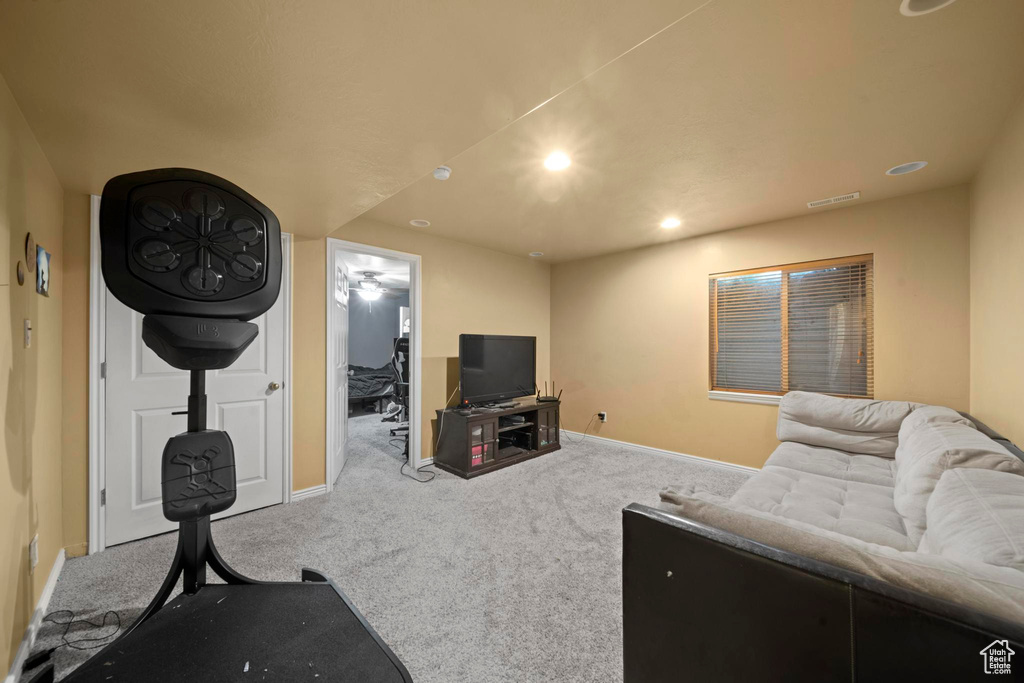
434,398 -> 560,479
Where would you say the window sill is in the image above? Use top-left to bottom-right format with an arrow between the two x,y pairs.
708,390 -> 782,406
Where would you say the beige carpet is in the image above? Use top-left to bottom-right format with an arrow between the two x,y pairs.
36,415 -> 750,682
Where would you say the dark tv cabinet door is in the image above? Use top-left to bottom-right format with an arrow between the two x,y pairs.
468,418 -> 498,469
434,399 -> 560,479
537,406 -> 559,449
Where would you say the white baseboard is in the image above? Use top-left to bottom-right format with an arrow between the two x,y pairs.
562,431 -> 759,474
6,549 -> 66,683
412,457 -> 434,469
291,484 -> 327,502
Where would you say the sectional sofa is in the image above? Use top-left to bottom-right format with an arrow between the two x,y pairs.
622,392 -> 1024,682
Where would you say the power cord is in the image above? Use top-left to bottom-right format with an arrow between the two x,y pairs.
400,458 -> 436,483
434,383 -> 461,453
399,382 -> 461,484
33,609 -> 121,657
386,435 -> 435,482
23,609 -> 122,676
560,412 -> 599,445
384,383 -> 460,485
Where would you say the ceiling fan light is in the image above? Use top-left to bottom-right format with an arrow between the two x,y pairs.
357,290 -> 383,301
358,272 -> 382,291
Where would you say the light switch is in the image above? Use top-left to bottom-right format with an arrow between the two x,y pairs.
24,319 -> 31,348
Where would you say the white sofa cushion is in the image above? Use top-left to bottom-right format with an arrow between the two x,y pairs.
764,441 -> 896,487
894,421 -> 1024,545
658,486 -> 1024,624
730,465 -> 912,549
776,391 -> 919,457
920,468 -> 1024,571
898,405 -> 974,440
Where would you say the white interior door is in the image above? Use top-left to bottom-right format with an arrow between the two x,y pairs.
104,246 -> 289,547
332,253 -> 349,484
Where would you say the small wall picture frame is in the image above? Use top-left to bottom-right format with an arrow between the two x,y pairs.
36,245 -> 51,297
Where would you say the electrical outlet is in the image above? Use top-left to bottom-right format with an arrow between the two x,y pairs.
29,534 -> 38,573
598,411 -> 608,423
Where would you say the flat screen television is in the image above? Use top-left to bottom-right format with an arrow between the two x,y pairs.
459,334 -> 536,405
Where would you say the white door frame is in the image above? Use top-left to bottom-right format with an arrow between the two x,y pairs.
87,195 -> 294,554
325,238 -> 422,491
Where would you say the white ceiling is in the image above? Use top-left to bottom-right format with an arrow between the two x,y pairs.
340,251 -> 410,290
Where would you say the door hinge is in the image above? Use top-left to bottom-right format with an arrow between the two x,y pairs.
100,362 -> 106,379
100,489 -> 106,506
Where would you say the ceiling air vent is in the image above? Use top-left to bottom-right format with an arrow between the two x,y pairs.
807,191 -> 860,209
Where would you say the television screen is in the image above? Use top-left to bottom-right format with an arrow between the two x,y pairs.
459,334 -> 536,405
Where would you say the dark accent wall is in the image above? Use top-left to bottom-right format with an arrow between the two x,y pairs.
349,289 -> 409,368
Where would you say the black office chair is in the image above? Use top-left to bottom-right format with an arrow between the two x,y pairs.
67,169 -> 412,682
387,337 -> 410,453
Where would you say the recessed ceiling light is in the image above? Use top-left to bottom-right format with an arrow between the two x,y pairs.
409,219 -> 431,228
885,161 -> 928,176
529,251 -> 544,257
900,0 -> 958,16
433,166 -> 451,181
660,217 -> 681,229
544,151 -> 571,171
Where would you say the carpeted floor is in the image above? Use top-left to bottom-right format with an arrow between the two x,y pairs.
38,414 -> 750,682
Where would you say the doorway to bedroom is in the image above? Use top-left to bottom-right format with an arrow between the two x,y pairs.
326,239 -> 422,491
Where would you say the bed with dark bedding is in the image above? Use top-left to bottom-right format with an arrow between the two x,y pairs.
348,364 -> 397,412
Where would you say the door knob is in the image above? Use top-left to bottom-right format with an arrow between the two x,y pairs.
268,381 -> 281,391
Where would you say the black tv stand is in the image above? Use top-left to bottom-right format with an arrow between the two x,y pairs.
434,398 -> 559,478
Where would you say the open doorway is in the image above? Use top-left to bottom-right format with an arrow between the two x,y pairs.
325,239 -> 422,491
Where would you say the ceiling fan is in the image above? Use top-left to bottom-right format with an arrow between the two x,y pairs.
349,272 -> 399,303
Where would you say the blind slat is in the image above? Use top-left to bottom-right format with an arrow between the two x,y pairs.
710,256 -> 874,398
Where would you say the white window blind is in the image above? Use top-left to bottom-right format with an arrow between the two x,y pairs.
709,255 -> 873,398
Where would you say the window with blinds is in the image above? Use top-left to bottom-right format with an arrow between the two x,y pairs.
709,254 -> 873,398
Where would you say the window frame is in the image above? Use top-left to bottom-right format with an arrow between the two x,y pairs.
708,253 -> 874,403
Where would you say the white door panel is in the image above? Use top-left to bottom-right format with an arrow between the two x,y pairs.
105,246 -> 288,547
332,255 -> 349,482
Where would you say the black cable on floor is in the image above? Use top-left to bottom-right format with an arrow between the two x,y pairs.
399,458 -> 436,483
560,413 -> 599,445
389,436 -> 436,482
38,609 -> 122,653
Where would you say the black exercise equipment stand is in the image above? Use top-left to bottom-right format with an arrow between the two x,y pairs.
66,169 -> 411,682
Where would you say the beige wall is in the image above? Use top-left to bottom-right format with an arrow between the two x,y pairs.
55,208 -> 552,545
60,193 -> 90,556
292,236 -> 328,490
971,94 -> 1024,445
551,186 -> 972,469
0,74 -> 64,670
290,216 -> 551,487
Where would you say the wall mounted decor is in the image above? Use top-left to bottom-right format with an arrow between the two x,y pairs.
16,261 -> 25,286
25,233 -> 36,271
36,245 -> 50,296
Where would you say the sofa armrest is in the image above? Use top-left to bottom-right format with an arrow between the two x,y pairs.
622,503 -> 1024,683
961,411 -> 1024,465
